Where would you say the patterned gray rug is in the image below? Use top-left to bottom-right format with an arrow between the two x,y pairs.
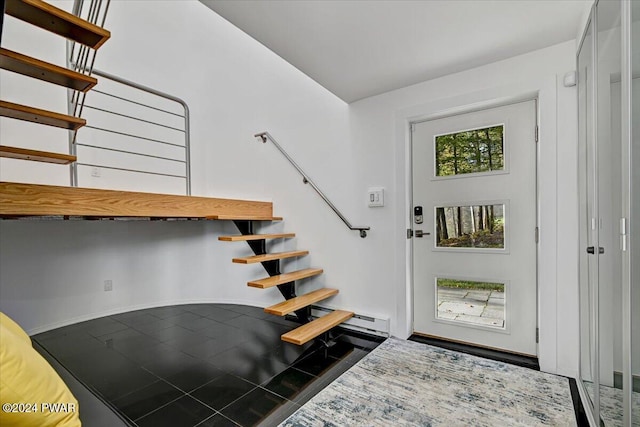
280,337 -> 576,426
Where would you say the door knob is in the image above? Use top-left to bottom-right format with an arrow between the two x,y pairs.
415,230 -> 430,238
586,246 -> 604,254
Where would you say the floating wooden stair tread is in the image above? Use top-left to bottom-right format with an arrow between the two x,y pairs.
232,250 -> 308,264
218,233 -> 295,242
265,288 -> 339,316
0,48 -> 97,92
248,268 -> 323,289
5,0 -> 111,49
0,101 -> 86,130
0,146 -> 76,164
281,310 -> 354,345
207,214 -> 283,221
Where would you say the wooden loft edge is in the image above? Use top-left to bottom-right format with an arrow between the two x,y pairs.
5,0 -> 111,49
0,48 -> 97,92
0,146 -> 76,164
0,100 -> 86,130
0,182 -> 274,218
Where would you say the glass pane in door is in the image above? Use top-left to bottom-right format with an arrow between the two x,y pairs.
434,204 -> 505,249
436,278 -> 505,328
434,125 -> 505,176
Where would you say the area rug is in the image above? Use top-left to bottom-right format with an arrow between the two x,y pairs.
280,337 -> 576,426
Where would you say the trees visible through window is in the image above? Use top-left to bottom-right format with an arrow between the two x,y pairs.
435,204 -> 505,249
435,125 -> 504,176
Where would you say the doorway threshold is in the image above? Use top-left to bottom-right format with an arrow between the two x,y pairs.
408,334 -> 539,370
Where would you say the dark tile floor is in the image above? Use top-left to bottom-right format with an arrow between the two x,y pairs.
33,304 -> 385,427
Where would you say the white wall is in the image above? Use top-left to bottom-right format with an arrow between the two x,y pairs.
0,1 -> 580,376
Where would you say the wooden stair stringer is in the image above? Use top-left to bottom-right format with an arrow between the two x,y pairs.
281,310 -> 354,345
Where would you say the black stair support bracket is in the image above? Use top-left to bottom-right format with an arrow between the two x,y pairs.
261,259 -> 280,276
294,306 -> 312,324
233,220 -> 313,325
277,281 -> 296,299
0,0 -> 5,45
233,220 -> 254,236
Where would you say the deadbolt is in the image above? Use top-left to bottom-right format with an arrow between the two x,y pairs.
414,206 -> 423,224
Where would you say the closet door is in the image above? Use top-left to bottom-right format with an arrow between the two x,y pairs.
577,8 -> 596,419
595,1 -> 624,425
630,2 -> 639,425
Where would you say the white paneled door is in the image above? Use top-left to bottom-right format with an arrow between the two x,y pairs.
411,100 -> 538,356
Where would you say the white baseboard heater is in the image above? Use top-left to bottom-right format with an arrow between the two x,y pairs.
310,305 -> 390,337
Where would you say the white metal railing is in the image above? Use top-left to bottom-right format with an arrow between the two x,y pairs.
71,68 -> 191,194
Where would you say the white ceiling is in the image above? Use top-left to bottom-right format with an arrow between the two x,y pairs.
201,0 -> 590,103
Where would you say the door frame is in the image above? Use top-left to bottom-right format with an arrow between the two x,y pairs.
393,79 -> 562,373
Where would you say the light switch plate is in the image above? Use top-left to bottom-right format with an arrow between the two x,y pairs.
368,187 -> 384,207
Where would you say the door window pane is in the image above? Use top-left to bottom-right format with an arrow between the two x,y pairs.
435,204 -> 505,248
436,278 -> 505,328
435,125 -> 504,176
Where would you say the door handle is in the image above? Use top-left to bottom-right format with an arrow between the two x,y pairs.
586,246 -> 604,254
415,230 -> 431,238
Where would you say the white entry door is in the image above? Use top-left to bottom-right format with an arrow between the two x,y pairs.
411,100 -> 538,356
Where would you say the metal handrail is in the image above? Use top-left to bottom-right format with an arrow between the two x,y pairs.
255,131 -> 370,238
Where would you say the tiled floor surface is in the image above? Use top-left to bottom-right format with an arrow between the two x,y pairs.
33,304 -> 385,427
